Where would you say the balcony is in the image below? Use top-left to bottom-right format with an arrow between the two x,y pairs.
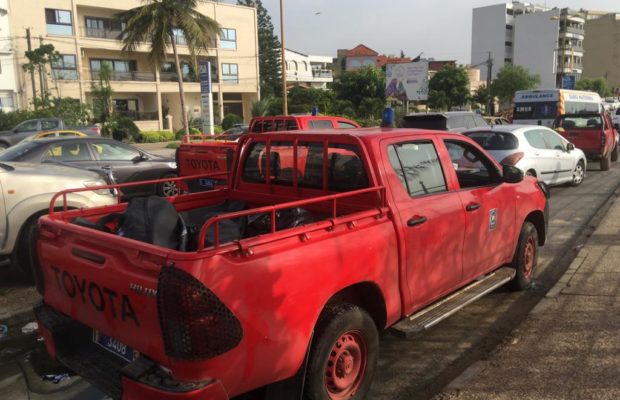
90,70 -> 155,82
159,72 -> 199,83
82,26 -> 122,40
312,69 -> 333,80
52,69 -> 79,80
115,110 -> 159,121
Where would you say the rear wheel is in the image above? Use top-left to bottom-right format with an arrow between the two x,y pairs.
601,151 -> 611,171
571,160 -> 585,186
0,142 -> 8,150
508,222 -> 538,291
16,216 -> 41,282
304,303 -> 378,400
158,173 -> 179,197
612,144 -> 619,162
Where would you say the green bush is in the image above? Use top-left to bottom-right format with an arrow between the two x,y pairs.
214,125 -> 224,134
111,117 -> 140,142
174,127 -> 201,140
221,114 -> 244,130
356,118 -> 381,128
139,130 -> 176,143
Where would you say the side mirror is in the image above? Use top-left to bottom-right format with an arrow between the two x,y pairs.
503,164 -> 524,184
132,153 -> 147,163
566,143 -> 575,152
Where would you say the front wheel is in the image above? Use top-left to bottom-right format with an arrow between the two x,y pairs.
571,161 -> 585,186
158,173 -> 179,197
508,221 -> 539,291
304,304 -> 379,400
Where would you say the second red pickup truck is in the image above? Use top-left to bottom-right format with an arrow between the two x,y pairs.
553,112 -> 619,171
34,128 -> 548,400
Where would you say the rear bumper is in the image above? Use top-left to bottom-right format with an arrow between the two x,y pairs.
34,302 -> 229,400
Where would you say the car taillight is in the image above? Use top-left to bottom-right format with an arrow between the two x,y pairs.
92,126 -> 101,135
157,266 -> 243,360
500,152 -> 524,166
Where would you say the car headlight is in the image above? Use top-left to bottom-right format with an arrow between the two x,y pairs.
84,180 -> 114,196
168,162 -> 177,169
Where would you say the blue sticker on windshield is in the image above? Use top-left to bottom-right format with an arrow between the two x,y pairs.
489,209 -> 497,231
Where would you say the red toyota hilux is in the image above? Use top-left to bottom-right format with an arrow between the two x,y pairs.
34,128 -> 548,400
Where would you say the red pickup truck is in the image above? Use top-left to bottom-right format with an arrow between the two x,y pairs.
34,129 -> 548,400
553,112 -> 619,171
177,115 -> 360,191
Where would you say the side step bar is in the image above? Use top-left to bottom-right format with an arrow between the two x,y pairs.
390,267 -> 516,339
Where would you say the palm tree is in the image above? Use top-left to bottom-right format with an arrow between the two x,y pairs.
117,0 -> 220,134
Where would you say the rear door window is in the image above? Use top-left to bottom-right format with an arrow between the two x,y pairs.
286,119 -> 299,130
309,120 -> 334,129
466,131 -> 518,150
388,142 -> 447,197
251,120 -> 263,133
44,142 -> 93,162
524,130 -> 547,149
337,121 -> 357,129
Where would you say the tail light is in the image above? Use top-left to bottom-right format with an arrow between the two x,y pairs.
500,152 -> 524,166
92,126 -> 101,136
157,266 -> 243,360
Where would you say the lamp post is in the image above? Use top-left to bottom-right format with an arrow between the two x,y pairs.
280,0 -> 288,115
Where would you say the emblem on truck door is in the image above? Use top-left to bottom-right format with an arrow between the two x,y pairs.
489,209 -> 497,231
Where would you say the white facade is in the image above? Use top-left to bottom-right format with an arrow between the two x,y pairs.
285,49 -> 333,90
471,1 -> 550,81
0,0 -> 17,111
514,9 -> 561,89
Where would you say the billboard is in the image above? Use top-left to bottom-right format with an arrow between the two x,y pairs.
385,61 -> 429,101
198,60 -> 214,135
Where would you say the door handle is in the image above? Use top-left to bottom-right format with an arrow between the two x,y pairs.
466,203 -> 481,212
407,216 -> 427,227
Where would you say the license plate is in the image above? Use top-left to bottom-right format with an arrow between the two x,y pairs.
199,178 -> 217,188
93,330 -> 138,362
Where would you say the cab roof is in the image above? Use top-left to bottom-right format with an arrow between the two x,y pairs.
247,127 -> 466,143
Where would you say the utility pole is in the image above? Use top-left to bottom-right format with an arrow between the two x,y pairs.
486,51 -> 494,115
25,28 -> 37,107
279,0 -> 288,115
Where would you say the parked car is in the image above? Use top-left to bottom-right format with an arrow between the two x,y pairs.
0,118 -> 100,149
20,129 -> 88,143
0,137 -> 179,197
0,161 -> 115,277
464,125 -> 587,186
34,129 -> 548,400
400,111 -> 488,132
612,108 -> 620,130
552,112 -> 618,171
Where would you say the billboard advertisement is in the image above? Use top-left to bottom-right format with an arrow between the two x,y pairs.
385,61 -> 429,101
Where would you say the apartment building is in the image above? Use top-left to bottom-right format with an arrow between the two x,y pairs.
0,0 -> 17,111
284,49 -> 333,90
583,13 -> 620,90
7,0 -> 259,130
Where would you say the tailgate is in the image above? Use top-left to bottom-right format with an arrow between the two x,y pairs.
177,142 -> 236,177
559,129 -> 602,153
38,217 -> 169,364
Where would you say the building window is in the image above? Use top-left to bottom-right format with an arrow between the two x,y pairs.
52,54 -> 78,80
222,63 -> 238,83
504,58 -> 513,64
45,9 -> 73,35
160,61 -> 197,82
85,17 -> 125,39
505,41 -> 513,47
220,28 -> 236,50
505,24 -> 513,30
0,95 -> 14,110
89,59 -> 152,81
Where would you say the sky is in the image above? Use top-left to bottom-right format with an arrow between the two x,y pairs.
236,0 -> 620,64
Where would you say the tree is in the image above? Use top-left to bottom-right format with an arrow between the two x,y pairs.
471,85 -> 491,113
251,97 -> 272,117
575,77 -> 612,98
117,0 -> 220,135
238,0 -> 282,98
90,62 -> 114,134
428,64 -> 470,111
287,86 -> 335,114
491,64 -> 539,107
22,44 -> 60,106
333,66 -> 385,110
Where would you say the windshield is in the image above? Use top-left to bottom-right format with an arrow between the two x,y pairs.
465,131 -> 518,150
554,115 -> 603,130
513,102 -> 557,120
0,142 -> 39,161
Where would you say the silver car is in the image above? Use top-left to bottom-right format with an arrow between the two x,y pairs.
464,125 -> 587,187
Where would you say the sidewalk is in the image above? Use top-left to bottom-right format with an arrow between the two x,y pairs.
438,196 -> 620,399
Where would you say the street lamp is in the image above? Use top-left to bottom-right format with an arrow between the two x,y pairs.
280,0 -> 288,115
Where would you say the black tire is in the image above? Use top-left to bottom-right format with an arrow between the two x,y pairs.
16,215 -> 42,283
304,303 -> 379,400
571,160 -> 585,186
601,151 -> 611,171
612,144 -> 619,162
157,173 -> 179,197
0,142 -> 8,150
508,221 -> 538,291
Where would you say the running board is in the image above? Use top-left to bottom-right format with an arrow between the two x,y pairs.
390,267 -> 516,339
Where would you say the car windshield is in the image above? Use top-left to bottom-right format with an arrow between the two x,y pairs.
554,115 -> 603,129
465,131 -> 518,150
0,142 -> 39,161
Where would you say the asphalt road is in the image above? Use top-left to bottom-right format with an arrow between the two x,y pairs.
3,159 -> 620,400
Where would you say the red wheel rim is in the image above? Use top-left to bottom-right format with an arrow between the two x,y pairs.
324,330 -> 367,399
523,236 -> 536,278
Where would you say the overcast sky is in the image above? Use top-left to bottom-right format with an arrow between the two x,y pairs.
248,0 -> 619,64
